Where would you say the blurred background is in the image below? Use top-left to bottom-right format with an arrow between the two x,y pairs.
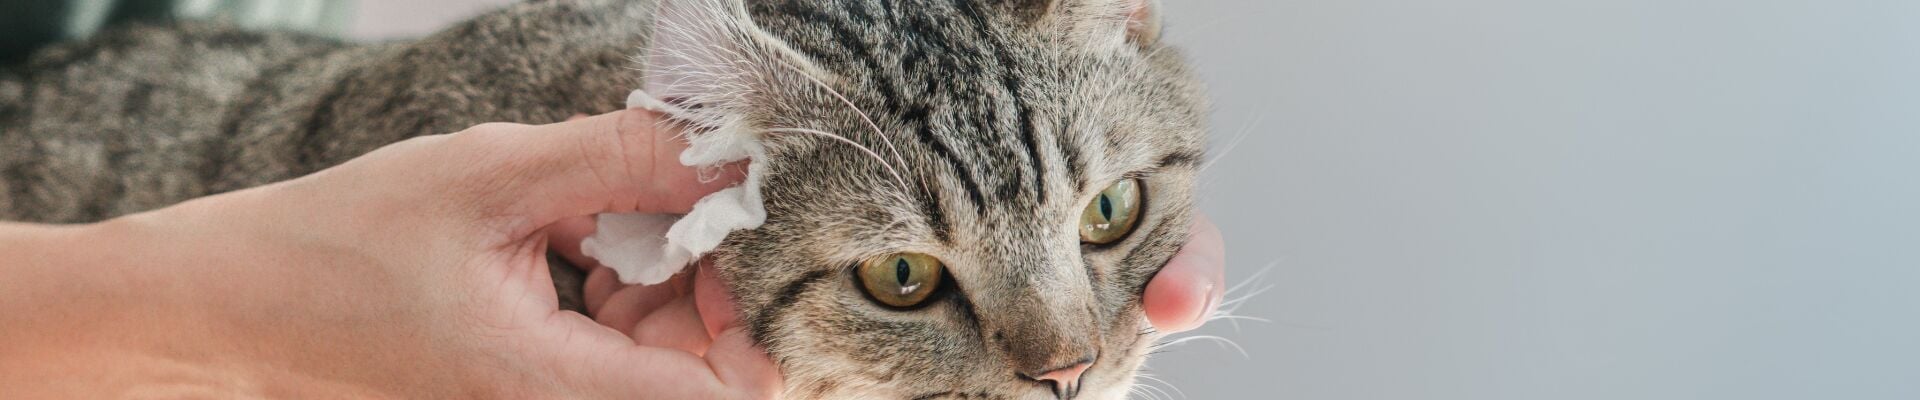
0,0 -> 352,64
8,1 -> 1918,399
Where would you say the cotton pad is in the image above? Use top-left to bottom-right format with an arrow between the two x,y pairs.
578,89 -> 769,285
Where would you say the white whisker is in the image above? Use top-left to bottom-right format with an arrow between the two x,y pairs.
1135,384 -> 1170,400
1217,282 -> 1272,310
1137,381 -> 1174,400
1198,112 -> 1262,176
1206,314 -> 1272,324
759,127 -> 916,207
1207,260 -> 1280,331
1135,373 -> 1187,400
773,59 -> 916,180
1127,385 -> 1162,400
1224,259 -> 1281,299
1155,335 -> 1250,359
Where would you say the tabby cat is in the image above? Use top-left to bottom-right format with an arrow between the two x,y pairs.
0,0 -> 1209,398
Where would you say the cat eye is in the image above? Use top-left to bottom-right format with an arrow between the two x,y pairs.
1080,179 -> 1145,245
856,253 -> 946,308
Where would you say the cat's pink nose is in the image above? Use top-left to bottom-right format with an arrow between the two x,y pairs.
1021,361 -> 1093,399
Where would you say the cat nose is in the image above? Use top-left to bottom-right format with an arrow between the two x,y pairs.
1018,359 -> 1094,399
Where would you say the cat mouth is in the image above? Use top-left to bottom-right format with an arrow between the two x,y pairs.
901,375 -> 1099,400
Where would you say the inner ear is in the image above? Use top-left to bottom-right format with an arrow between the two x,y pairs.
1123,0 -> 1161,45
1044,0 -> 1162,48
639,0 -> 824,116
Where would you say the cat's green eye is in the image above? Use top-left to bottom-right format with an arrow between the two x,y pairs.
1080,179 -> 1145,245
856,253 -> 946,308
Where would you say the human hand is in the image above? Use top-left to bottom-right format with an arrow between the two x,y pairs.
0,109 -> 778,398
1145,215 -> 1227,333
546,214 -> 746,357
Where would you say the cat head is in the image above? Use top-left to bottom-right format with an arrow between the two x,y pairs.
642,0 -> 1207,398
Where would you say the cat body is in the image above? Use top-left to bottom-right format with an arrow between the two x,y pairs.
0,1 -> 1209,399
0,1 -> 649,223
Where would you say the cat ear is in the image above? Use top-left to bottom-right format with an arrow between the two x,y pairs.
637,0 -> 821,116
599,0 -> 819,285
641,0 -> 732,106
1043,0 -> 1162,48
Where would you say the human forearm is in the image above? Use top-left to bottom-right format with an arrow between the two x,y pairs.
0,221 -> 148,339
1,111 -> 789,399
0,218 -> 235,396
0,203 -> 477,398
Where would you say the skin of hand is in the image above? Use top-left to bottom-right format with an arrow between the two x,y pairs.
0,109 -> 777,399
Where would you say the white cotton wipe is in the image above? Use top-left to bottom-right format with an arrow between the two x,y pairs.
578,89 -> 769,285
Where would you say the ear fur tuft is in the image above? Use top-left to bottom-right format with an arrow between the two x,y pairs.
1046,0 -> 1162,48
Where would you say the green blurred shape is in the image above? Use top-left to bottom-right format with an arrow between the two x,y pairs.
2,0 -> 356,65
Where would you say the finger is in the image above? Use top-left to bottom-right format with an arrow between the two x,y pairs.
1144,215 -> 1227,333
584,266 -> 621,316
691,260 -> 780,396
460,109 -> 747,237
527,109 -> 746,214
549,302 -> 779,399
705,326 -> 784,398
632,295 -> 714,356
694,260 -> 740,339
558,334 -> 736,399
594,271 -> 693,334
548,215 -> 599,271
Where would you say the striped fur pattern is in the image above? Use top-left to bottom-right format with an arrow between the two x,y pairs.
0,1 -> 1208,398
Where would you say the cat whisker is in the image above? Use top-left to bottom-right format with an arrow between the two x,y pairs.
1137,382 -> 1175,400
1216,281 -> 1272,313
1205,260 -> 1279,332
1205,314 -> 1271,325
1152,335 -> 1249,359
1225,258 -> 1280,295
1128,383 -> 1170,400
1215,287 -> 1271,315
773,59 -> 916,183
1134,373 -> 1187,400
759,127 -> 916,206
1198,112 -> 1262,177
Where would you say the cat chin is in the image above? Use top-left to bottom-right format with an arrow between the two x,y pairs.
1080,386 -> 1138,400
778,373 -> 1143,400
779,370 -> 1147,400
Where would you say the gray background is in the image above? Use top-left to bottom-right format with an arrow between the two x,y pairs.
352,1 -> 1920,399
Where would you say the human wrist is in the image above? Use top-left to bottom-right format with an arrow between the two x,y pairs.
0,222 -> 97,318
96,192 -> 543,397
0,217 -> 182,320
0,221 -> 83,270
0,199 -> 440,397
0,217 -> 222,395
0,208 -> 249,340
